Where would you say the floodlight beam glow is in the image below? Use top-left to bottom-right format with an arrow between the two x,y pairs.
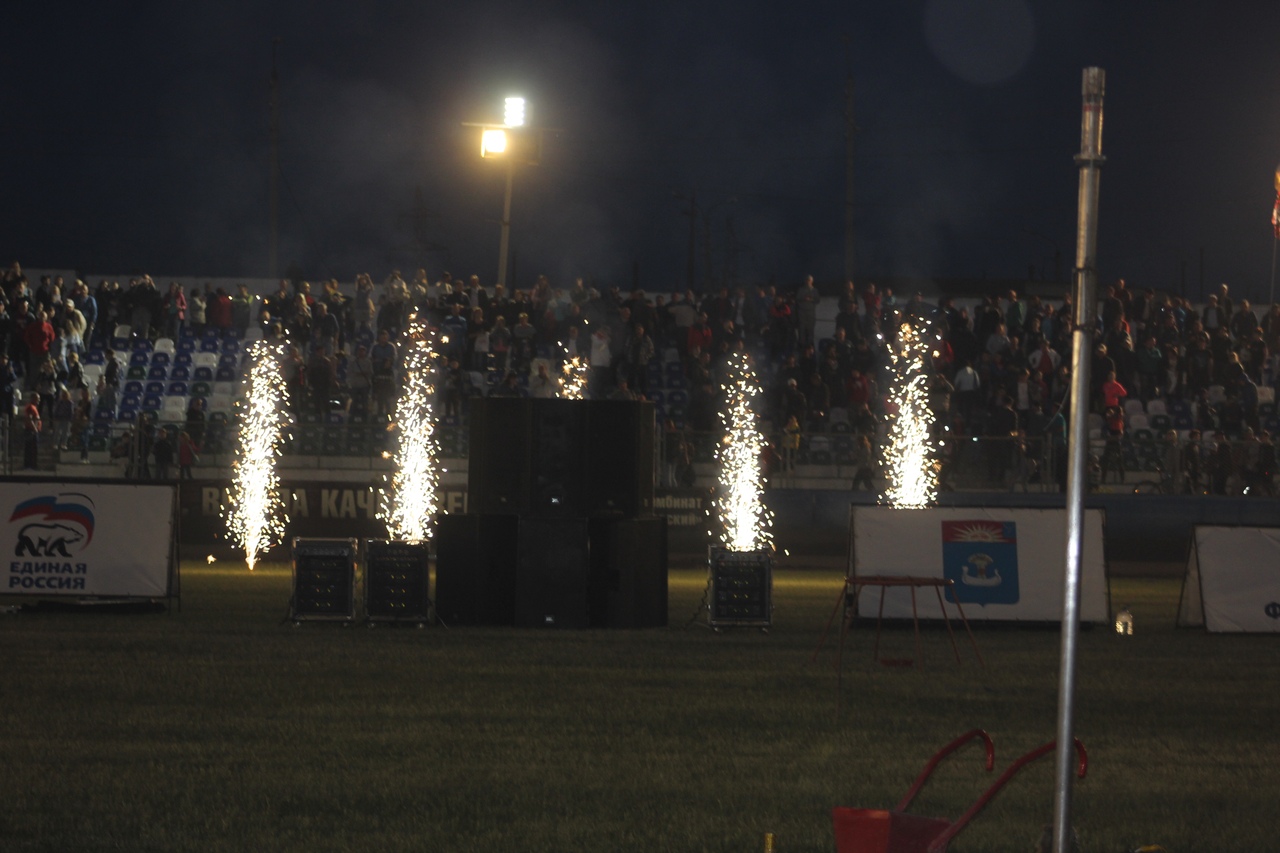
224,342 -> 290,570
882,322 -> 939,509
715,351 -> 773,552
382,321 -> 443,542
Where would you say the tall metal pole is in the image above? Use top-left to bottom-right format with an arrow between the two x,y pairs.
268,37 -> 281,281
497,156 -> 514,288
1053,66 -> 1105,853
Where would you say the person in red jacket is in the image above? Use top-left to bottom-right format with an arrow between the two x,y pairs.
1100,370 -> 1127,411
22,309 -> 54,388
685,312 -> 713,356
207,287 -> 234,332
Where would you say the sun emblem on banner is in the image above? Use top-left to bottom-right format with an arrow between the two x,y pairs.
941,520 -> 1020,605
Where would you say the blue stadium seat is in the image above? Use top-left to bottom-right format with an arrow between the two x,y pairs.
166,381 -> 189,396
142,393 -> 163,410
177,337 -> 196,353
221,339 -> 240,355
124,381 -> 145,396
170,365 -> 191,381
148,365 -> 168,381
215,367 -> 236,383
150,351 -> 170,366
145,381 -> 165,396
131,338 -> 153,353
85,350 -> 106,365
129,351 -> 150,367
193,367 -> 214,382
199,338 -> 220,353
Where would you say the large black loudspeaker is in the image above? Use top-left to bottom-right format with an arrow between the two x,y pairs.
589,516 -> 668,628
468,399 -> 655,518
587,401 -> 655,518
468,399 -> 531,514
364,540 -> 431,623
290,538 -> 358,622
515,517 -> 591,628
434,514 -> 519,625
529,399 -> 587,515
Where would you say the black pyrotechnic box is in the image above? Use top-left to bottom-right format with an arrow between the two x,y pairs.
290,538 -> 358,622
364,539 -> 431,623
708,547 -> 772,628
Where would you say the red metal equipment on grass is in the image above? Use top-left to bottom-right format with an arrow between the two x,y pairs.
832,730 -> 1087,853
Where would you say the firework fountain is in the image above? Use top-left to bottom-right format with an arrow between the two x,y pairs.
225,340 -> 291,569
715,350 -> 773,552
381,319 -> 444,541
559,351 -> 588,400
882,321 -> 940,509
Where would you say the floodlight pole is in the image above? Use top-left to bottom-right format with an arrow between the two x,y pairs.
1053,66 -> 1105,853
497,156 -> 514,289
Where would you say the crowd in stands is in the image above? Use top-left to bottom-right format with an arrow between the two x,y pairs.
3,259 -> 1277,495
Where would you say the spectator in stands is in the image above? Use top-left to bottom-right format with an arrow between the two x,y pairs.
23,307 -> 54,388
131,276 -> 161,340
71,280 -> 97,347
370,330 -> 397,417
33,356 -> 58,418
780,415 -> 802,471
779,378 -> 807,429
185,397 -> 207,448
50,388 -> 73,452
312,301 -> 341,357
440,302 -> 469,362
624,323 -> 655,397
795,275 -> 819,349
289,294 -> 312,346
152,428 -> 174,480
162,282 -> 187,340
71,387 -> 91,462
1101,370 -> 1127,411
208,287 -> 233,334
511,312 -> 536,374
1209,431 -> 1234,494
178,430 -> 199,480
1099,405 -> 1126,483
306,348 -> 335,415
20,391 -> 42,469
231,284 -> 254,336
488,371 -> 523,398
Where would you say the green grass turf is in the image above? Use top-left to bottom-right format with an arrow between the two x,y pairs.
0,563 -> 1276,852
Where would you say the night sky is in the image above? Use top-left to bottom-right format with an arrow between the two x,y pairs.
5,1 -> 1280,300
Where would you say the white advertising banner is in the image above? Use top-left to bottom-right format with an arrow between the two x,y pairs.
0,483 -> 176,598
1179,526 -> 1280,633
850,506 -> 1109,623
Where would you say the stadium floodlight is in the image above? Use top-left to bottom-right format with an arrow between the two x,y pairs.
504,96 -> 526,127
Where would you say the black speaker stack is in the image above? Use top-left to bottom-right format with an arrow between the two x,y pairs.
436,398 -> 667,629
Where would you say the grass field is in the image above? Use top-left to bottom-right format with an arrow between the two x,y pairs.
1,559 -> 1277,852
